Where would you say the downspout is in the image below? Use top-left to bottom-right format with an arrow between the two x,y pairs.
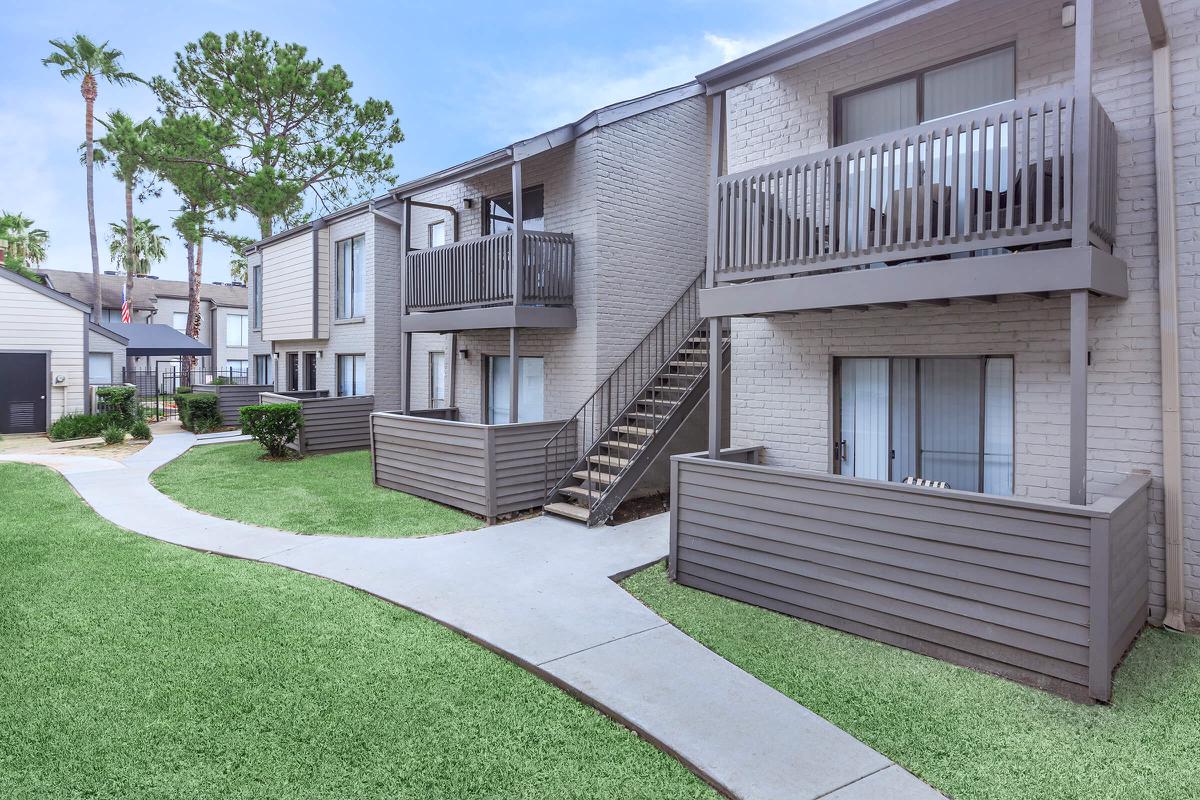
1140,0 -> 1186,630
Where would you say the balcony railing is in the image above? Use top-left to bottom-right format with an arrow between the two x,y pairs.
712,92 -> 1117,284
405,230 -> 574,312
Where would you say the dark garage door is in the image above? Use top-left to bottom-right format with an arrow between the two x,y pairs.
0,353 -> 48,433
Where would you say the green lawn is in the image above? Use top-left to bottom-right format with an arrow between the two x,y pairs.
0,464 -> 716,800
624,562 -> 1200,800
151,442 -> 482,538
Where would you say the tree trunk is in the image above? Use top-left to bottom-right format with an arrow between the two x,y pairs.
181,240 -> 197,387
124,183 -> 136,380
259,217 -> 273,240
189,237 -> 205,376
84,93 -> 101,322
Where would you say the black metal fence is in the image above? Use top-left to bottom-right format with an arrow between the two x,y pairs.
119,366 -> 250,421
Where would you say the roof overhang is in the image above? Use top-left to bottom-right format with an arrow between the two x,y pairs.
89,322 -> 128,345
101,323 -> 212,357
0,266 -> 92,313
696,0 -> 962,94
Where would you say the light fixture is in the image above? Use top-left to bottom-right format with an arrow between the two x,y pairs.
459,347 -> 469,360
462,198 -> 474,210
1061,1 -> 1076,27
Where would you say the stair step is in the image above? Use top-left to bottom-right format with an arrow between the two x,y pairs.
574,470 -> 617,485
588,454 -> 630,468
628,411 -> 670,421
560,485 -> 603,502
647,384 -> 688,393
637,398 -> 680,406
668,361 -> 705,369
600,439 -> 646,452
677,348 -> 710,355
613,425 -> 655,436
544,502 -> 591,522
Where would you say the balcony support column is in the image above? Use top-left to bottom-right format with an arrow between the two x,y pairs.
1070,289 -> 1089,505
400,198 -> 412,415
706,91 -> 727,460
1071,0 -> 1094,248
448,333 -> 458,408
508,327 -> 519,424
511,160 -> 524,307
707,317 -> 725,459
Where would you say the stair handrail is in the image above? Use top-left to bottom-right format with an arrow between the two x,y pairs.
543,270 -> 705,507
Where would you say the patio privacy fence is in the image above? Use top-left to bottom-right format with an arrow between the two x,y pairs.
669,450 -> 1150,702
259,392 -> 374,455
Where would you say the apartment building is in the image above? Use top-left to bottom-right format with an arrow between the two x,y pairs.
666,0 -> 1196,702
248,82 -> 718,523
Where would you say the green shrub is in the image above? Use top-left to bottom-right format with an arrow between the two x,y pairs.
130,420 -> 152,440
212,376 -> 232,386
49,413 -> 112,441
176,386 -> 194,394
239,403 -> 303,458
176,393 -> 221,433
95,385 -> 141,428
100,425 -> 126,445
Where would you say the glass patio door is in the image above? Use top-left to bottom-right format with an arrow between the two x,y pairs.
837,358 -> 889,480
487,356 -> 544,424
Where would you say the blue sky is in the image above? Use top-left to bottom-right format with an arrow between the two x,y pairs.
1,0 -> 860,282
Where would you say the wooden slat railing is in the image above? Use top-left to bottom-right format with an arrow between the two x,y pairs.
712,92 -> 1118,284
405,231 -> 574,312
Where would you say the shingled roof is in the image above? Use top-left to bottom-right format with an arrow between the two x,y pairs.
38,269 -> 247,311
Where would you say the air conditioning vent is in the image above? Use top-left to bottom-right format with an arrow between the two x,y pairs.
8,402 -> 35,431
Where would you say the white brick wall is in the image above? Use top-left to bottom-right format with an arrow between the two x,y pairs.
720,0 -> 1200,624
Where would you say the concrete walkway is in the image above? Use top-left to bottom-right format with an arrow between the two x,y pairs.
2,433 -> 944,800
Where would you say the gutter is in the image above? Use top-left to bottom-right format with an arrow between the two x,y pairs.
1139,0 -> 1186,630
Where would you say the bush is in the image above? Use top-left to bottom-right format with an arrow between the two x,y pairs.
100,425 -> 126,445
240,403 -> 303,458
49,413 -> 114,441
176,393 -> 221,433
95,385 -> 141,428
176,386 -> 194,394
211,376 -> 232,386
130,420 -> 152,441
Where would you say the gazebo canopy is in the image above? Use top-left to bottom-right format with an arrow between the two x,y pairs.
102,323 -> 211,357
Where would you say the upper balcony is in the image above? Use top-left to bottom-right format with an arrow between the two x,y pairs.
701,91 -> 1128,318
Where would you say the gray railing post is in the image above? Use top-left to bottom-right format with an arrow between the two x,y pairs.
511,160 -> 524,307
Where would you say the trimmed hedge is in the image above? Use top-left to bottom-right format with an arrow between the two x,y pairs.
95,385 -> 141,429
48,413 -> 112,441
239,403 -> 303,458
176,392 -> 221,433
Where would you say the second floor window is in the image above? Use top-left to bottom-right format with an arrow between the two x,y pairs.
428,220 -> 446,247
336,235 -> 365,319
252,263 -> 262,329
173,311 -> 189,334
226,314 -> 248,347
484,185 -> 545,235
834,45 -> 1015,145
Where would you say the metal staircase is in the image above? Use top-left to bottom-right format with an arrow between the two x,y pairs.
543,272 -> 729,525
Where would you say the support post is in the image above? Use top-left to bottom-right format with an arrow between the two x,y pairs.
448,332 -> 458,409
402,332 -> 412,415
1070,289 -> 1088,504
400,198 -> 412,414
707,317 -> 724,459
511,160 -> 524,307
1071,0 -> 1094,248
508,327 -> 519,424
705,92 -> 727,461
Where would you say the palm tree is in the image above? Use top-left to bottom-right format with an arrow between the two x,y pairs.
106,217 -> 168,276
43,35 -> 139,321
95,110 -> 158,313
0,211 -> 50,267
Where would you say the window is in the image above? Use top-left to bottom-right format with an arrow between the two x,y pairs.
484,185 -> 545,235
287,352 -> 300,392
834,356 -> 1013,495
486,355 -> 543,423
224,359 -> 248,378
102,308 -> 123,325
304,352 -> 318,391
336,235 -> 365,319
337,354 -> 367,397
429,351 -> 446,407
428,220 -> 446,248
254,354 -> 273,385
252,263 -> 262,330
834,45 -> 1015,145
226,314 -> 248,347
172,311 -> 189,333
88,352 -> 112,385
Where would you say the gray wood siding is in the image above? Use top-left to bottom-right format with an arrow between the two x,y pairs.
669,453 -> 1151,703
260,392 -> 373,455
193,384 -> 274,426
370,414 -> 574,521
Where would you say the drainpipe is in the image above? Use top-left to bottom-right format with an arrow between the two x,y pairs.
1140,0 -> 1186,630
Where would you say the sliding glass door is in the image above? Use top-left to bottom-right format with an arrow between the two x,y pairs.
486,356 -> 544,424
835,355 -> 1014,494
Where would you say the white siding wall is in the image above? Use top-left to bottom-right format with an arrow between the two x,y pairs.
261,231 -> 314,342
0,278 -> 86,423
720,0 -> 1200,623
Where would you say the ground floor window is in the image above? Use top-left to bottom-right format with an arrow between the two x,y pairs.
486,355 -> 543,423
287,353 -> 299,392
834,355 -> 1013,495
88,352 -> 112,385
337,354 -> 367,397
254,354 -> 272,386
429,351 -> 446,407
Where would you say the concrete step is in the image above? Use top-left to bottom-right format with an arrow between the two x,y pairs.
574,470 -> 617,485
560,485 -> 604,503
612,425 -> 655,436
588,454 -> 630,468
600,439 -> 646,453
543,501 -> 590,522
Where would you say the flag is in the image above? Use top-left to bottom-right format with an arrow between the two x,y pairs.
121,283 -> 131,324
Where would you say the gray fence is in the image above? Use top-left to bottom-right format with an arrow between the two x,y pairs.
259,392 -> 373,455
370,411 -> 575,523
192,383 -> 275,427
668,450 -> 1150,703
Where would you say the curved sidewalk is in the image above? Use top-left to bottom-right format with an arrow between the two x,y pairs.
2,434 -> 943,800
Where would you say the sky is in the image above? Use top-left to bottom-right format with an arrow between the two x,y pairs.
0,0 -> 861,283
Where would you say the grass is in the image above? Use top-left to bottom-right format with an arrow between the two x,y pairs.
624,562 -> 1200,800
0,463 -> 717,800
151,442 -> 482,538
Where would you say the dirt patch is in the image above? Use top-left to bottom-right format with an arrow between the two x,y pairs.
0,433 -> 149,461
607,492 -> 671,525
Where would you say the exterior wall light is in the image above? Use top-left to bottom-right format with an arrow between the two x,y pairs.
1062,2 -> 1076,28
